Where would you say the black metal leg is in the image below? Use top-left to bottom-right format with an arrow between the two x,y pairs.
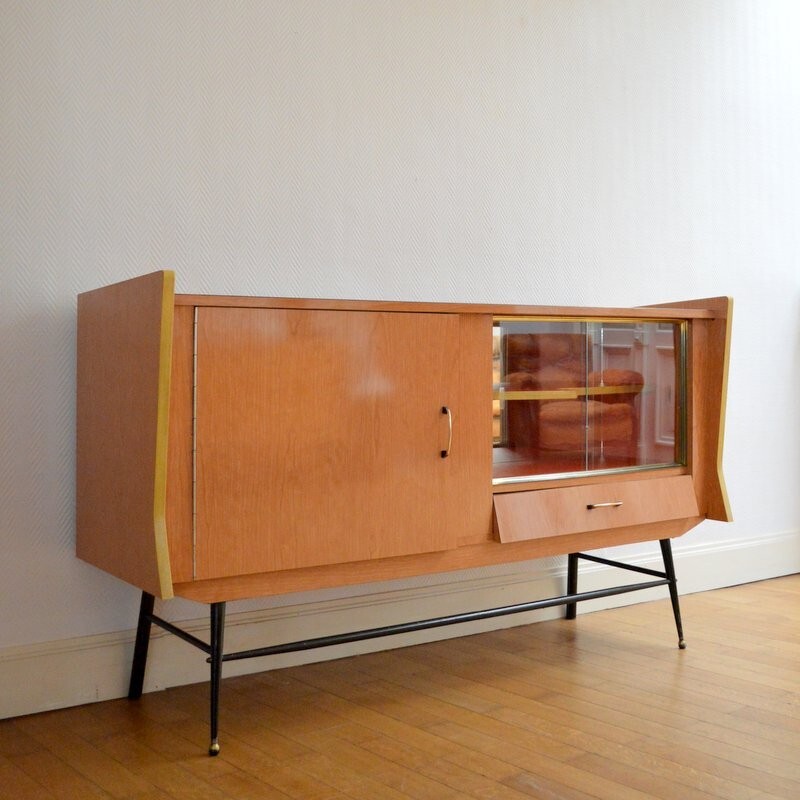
138,542 -> 685,754
208,602 -> 226,756
128,592 -> 155,699
659,539 -> 686,649
565,553 -> 579,620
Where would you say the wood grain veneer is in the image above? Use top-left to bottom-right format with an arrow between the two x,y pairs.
175,293 -> 719,319
164,304 -> 194,583
76,271 -> 175,598
171,519 -> 699,603
193,306 -> 490,580
76,272 -> 732,603
647,296 -> 732,522
493,475 -> 699,543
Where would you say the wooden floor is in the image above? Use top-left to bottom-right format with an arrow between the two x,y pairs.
3,575 -> 800,800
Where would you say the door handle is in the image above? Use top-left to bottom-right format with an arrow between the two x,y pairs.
441,406 -> 452,458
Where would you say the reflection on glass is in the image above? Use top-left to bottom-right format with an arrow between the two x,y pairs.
492,319 -> 685,483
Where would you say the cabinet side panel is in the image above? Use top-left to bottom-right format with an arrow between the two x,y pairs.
643,297 -> 733,522
691,314 -> 733,521
76,271 -> 175,598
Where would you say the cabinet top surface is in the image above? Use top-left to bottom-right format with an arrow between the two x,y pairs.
78,271 -> 729,320
173,292 -> 724,320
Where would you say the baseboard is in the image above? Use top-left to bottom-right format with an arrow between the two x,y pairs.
3,529 -> 798,720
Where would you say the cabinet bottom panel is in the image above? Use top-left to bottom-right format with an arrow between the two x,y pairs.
171,517 -> 701,603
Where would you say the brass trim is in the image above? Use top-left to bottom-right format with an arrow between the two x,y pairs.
492,315 -> 686,325
714,300 -> 734,520
153,270 -> 176,599
494,385 -> 645,402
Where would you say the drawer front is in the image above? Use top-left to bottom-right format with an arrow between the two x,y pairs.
494,475 -> 699,543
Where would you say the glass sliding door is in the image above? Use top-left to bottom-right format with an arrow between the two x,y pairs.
492,318 -> 686,484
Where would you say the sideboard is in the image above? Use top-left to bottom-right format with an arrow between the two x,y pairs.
76,271 -> 732,754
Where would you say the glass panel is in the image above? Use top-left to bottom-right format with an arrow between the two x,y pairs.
492,318 -> 685,484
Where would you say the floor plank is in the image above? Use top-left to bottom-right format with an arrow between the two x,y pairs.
4,574 -> 800,799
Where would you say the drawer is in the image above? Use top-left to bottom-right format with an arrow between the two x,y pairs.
493,475 -> 699,543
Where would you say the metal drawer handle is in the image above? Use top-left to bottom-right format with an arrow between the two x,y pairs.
587,501 -> 624,509
441,406 -> 452,458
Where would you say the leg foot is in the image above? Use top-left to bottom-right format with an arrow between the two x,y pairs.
659,539 -> 686,649
209,739 -> 220,756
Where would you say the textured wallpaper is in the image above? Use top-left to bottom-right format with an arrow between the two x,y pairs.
2,1 -> 799,649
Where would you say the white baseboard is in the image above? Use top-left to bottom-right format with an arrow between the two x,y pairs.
3,530 -> 798,720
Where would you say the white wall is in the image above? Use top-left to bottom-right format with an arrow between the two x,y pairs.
2,1 -> 799,717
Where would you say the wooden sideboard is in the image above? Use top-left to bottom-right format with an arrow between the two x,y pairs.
76,271 -> 732,753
